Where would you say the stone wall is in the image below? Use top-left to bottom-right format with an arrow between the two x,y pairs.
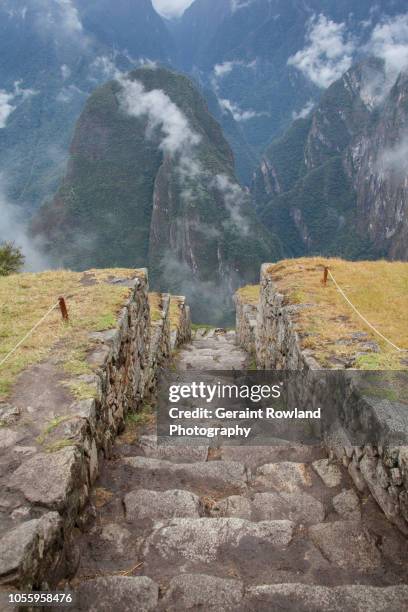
170,296 -> 192,350
146,293 -> 171,399
0,272 -> 191,590
234,293 -> 257,355
244,263 -> 408,534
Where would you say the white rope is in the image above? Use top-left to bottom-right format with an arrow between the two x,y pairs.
0,301 -> 60,368
327,269 -> 404,352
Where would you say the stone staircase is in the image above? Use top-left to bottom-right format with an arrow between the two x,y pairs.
72,329 -> 408,611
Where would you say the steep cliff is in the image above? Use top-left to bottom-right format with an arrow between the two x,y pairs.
254,59 -> 408,260
33,67 -> 279,323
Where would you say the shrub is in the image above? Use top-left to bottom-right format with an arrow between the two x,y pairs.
0,242 -> 25,276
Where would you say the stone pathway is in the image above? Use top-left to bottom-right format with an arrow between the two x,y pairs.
71,329 -> 408,611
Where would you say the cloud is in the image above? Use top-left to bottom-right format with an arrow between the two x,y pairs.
219,98 -> 263,122
60,64 -> 71,80
152,0 -> 194,19
158,252 -> 236,325
212,59 -> 257,83
118,77 -> 201,156
0,81 -> 37,128
0,91 -> 15,129
56,84 -> 86,104
55,0 -> 82,34
0,177 -> 51,272
292,100 -> 315,120
230,0 -> 255,12
377,134 -> 408,176
211,60 -> 259,121
357,14 -> 408,108
288,14 -> 356,88
367,13 -> 408,76
212,173 -> 251,236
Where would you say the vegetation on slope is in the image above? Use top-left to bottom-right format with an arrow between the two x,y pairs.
0,242 -> 25,276
0,268 -> 140,398
236,284 -> 260,305
267,258 -> 408,369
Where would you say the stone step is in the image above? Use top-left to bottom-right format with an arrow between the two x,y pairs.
135,435 -> 209,463
124,489 -> 202,521
160,573 -> 243,611
73,576 -> 158,612
244,583 -> 408,612
121,456 -> 248,493
309,520 -> 382,571
221,445 -> 326,469
71,576 -> 408,612
254,461 -> 314,492
210,491 -> 325,525
141,517 -> 295,569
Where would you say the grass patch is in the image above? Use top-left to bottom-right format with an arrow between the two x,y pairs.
266,257 -> 408,369
37,415 -> 71,445
236,285 -> 260,306
120,403 -> 156,444
126,403 -> 154,427
149,292 -> 163,323
45,439 -> 76,453
65,381 -> 98,400
0,268 -> 143,399
169,296 -> 183,331
191,323 -> 214,331
93,487 -> 114,508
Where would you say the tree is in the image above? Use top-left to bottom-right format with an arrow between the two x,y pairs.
0,242 -> 25,276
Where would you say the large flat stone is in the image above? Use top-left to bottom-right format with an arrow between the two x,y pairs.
137,435 -> 209,462
312,459 -> 343,488
222,445 -> 324,469
75,576 -> 158,612
210,495 -> 252,519
124,489 -> 202,521
0,512 -> 62,586
143,518 -> 294,564
251,492 -> 325,524
0,428 -> 25,448
9,447 -> 82,511
123,457 -> 248,491
211,492 -> 325,525
161,574 -> 244,610
309,521 -> 382,571
255,462 -> 312,492
245,584 -> 408,611
332,489 -> 361,520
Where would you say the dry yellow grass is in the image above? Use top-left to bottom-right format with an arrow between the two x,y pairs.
169,296 -> 184,331
149,292 -> 163,323
266,258 -> 408,369
0,268 -> 143,399
236,285 -> 260,305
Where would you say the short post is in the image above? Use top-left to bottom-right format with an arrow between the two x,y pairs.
321,266 -> 329,286
58,297 -> 69,321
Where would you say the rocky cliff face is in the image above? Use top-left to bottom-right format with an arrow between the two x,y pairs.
33,67 -> 278,323
347,71 -> 408,260
254,59 -> 408,261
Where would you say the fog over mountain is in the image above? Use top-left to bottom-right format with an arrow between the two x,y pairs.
1,0 -> 408,317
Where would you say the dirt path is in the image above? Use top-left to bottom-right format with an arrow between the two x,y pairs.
71,329 -> 408,611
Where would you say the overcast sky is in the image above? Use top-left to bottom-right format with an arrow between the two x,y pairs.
152,0 -> 194,19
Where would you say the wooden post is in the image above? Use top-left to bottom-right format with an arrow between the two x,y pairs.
322,266 -> 329,286
58,297 -> 69,321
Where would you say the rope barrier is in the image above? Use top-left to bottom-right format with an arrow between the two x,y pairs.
0,301 -> 60,368
327,269 -> 405,353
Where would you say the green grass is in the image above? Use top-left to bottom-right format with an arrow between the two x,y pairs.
191,323 -> 214,331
